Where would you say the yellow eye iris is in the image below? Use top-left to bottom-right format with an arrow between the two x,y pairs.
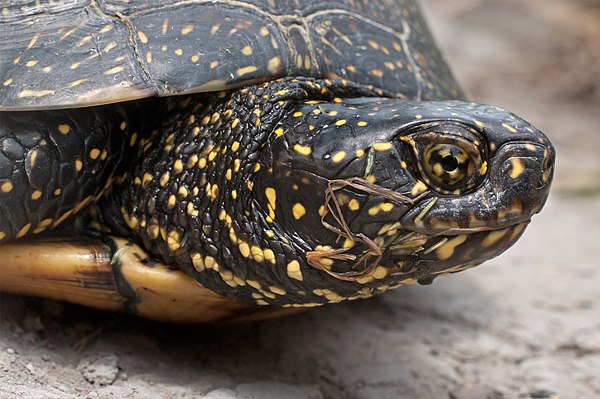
424,143 -> 472,187
403,124 -> 487,194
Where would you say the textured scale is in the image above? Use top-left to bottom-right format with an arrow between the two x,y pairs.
0,0 -> 460,110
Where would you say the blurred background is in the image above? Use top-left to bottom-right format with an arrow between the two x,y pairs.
1,1 -> 599,398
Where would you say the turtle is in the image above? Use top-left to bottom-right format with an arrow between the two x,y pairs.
0,0 -> 555,323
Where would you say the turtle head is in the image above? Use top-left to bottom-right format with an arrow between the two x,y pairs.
255,97 -> 555,283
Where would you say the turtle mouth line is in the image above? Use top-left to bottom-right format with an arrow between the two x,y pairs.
424,219 -> 532,237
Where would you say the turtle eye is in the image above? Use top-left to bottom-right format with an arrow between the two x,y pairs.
402,124 -> 487,194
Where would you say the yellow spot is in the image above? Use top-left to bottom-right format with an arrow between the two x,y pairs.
479,161 -> 488,175
292,203 -> 306,220
264,249 -> 275,264
3,79 -> 13,86
482,228 -> 510,248
436,235 -> 468,260
167,194 -> 176,209
205,256 -> 217,270
241,46 -> 253,55
210,184 -> 219,199
474,120 -> 484,127
17,89 -> 54,98
335,119 -> 347,126
368,205 -> 380,216
57,124 -> 70,134
267,56 -> 281,74
357,121 -> 368,127
332,151 -> 346,163
274,128 -> 284,137
181,24 -> 194,35
31,190 -> 42,200
260,27 -> 269,36
104,66 -> 125,75
69,79 -> 87,87
411,180 -> 428,196
26,60 -> 38,67
373,142 -> 392,151
190,54 -> 200,63
509,158 -> 525,179
236,65 -> 258,77
75,159 -> 83,172
0,231 -> 5,240
293,144 -> 312,156
328,110 -> 338,116
167,230 -> 181,251
191,253 -> 205,271
54,188 -> 61,196
137,31 -> 148,43
89,149 -> 101,160
380,202 -> 394,212
173,159 -> 183,174
174,48 -> 183,56
225,169 -> 232,180
287,260 -> 303,281
502,123 -> 518,133
415,114 -> 423,119
239,242 -> 251,258
270,286 -> 287,296
372,266 -> 388,280
1,181 -> 14,193
16,223 -> 32,239
293,111 -> 303,117
348,199 -> 360,211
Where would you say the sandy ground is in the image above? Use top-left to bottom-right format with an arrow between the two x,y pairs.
1,1 -> 599,398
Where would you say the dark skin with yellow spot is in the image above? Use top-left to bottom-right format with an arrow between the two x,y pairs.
0,0 -> 555,316
94,77 -> 552,305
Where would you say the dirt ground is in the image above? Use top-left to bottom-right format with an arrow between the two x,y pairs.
1,1 -> 599,398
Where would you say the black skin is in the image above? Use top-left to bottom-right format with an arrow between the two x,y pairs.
0,78 -> 554,306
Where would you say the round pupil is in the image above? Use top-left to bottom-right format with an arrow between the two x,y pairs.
441,155 -> 459,172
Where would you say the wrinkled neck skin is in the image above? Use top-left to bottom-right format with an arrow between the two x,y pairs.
105,77 -> 554,307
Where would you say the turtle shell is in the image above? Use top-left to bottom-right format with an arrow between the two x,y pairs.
0,0 -> 461,111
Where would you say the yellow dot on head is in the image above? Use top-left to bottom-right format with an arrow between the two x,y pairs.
348,199 -> 360,211
380,202 -> 394,212
274,127 -> 284,136
332,151 -> 346,163
373,142 -> 392,151
335,119 -> 347,126
58,124 -> 70,134
1,180 -> 14,193
357,121 -> 368,127
293,144 -> 312,156
292,203 -> 306,219
355,149 -> 365,158
293,111 -> 303,118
